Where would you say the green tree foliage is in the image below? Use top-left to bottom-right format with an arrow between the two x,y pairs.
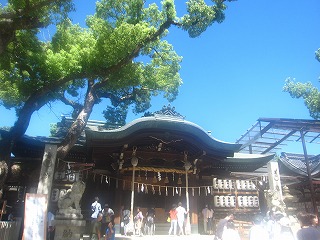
50,123 -> 58,137
0,0 -> 74,54
283,48 -> 320,119
0,0 -> 235,164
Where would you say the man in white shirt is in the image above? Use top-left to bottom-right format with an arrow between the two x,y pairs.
176,202 -> 188,236
91,197 -> 102,221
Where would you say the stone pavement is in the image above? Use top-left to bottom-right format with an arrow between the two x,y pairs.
81,233 -> 249,240
114,233 -> 250,240
115,234 -> 216,240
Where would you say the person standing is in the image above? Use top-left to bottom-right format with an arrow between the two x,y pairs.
122,206 -> 131,236
214,213 -> 234,240
47,209 -> 55,240
8,210 -> 15,221
105,221 -> 115,240
146,207 -> 156,235
120,205 -> 125,235
222,221 -> 241,240
202,204 -> 209,234
277,216 -> 295,240
91,213 -> 103,240
134,207 -> 144,236
176,202 -> 188,236
168,204 -> 178,236
120,205 -> 130,235
296,212 -> 320,240
102,204 -> 114,235
91,197 -> 102,221
207,205 -> 214,235
249,215 -> 269,240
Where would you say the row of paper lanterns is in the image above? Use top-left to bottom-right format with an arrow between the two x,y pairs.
213,195 -> 259,208
213,178 -> 257,191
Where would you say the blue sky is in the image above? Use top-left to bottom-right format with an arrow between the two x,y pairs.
1,0 -> 320,154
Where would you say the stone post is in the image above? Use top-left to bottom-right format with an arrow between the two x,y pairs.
37,144 -> 57,197
267,161 -> 285,212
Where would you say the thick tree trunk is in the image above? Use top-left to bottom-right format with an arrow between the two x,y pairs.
0,91 -> 49,190
0,92 -> 48,157
56,82 -> 97,160
0,131 -> 11,192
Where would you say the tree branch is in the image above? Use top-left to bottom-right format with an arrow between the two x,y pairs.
0,0 -> 69,20
59,92 -> 83,109
56,79 -> 97,160
94,19 -> 175,90
0,0 -> 71,54
6,14 -> 175,142
98,90 -> 136,105
59,92 -> 83,118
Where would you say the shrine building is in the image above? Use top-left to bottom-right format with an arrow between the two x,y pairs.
1,105 -> 279,237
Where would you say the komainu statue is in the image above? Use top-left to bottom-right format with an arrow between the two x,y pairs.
265,188 -> 286,213
56,180 -> 86,219
0,160 -> 8,198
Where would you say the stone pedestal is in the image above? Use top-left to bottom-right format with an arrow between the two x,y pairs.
55,209 -> 83,220
53,219 -> 86,240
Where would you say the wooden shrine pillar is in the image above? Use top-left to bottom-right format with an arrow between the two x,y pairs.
113,178 -> 123,225
300,130 -> 318,215
189,175 -> 198,225
185,161 -> 191,235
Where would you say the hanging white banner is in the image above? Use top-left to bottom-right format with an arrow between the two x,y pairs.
23,193 -> 47,240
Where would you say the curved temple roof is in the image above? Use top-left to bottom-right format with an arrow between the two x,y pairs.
3,107 -> 275,177
279,152 -> 320,177
86,115 -> 241,157
85,115 -> 274,175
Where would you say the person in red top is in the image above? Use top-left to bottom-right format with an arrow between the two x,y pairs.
168,204 -> 178,235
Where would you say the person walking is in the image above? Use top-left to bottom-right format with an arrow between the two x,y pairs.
176,202 -> 188,236
102,204 -> 114,235
91,197 -> 102,221
91,213 -> 103,240
168,204 -> 178,236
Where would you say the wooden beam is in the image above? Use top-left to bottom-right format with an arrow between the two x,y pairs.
262,130 -> 296,154
239,121 -> 273,151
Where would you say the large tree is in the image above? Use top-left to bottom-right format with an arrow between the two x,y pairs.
0,0 -> 74,54
0,0 -> 234,188
283,48 -> 320,119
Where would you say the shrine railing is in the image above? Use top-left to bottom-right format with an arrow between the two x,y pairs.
0,218 -> 22,240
